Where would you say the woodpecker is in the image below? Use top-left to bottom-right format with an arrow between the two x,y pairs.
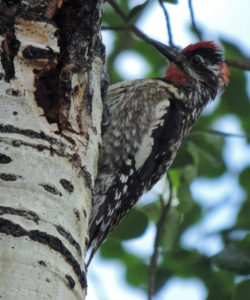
87,40 -> 229,265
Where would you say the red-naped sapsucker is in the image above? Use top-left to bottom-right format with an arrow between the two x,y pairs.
87,40 -> 229,265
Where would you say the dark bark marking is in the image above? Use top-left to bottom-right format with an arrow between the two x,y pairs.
73,209 -> 80,222
0,217 -> 87,289
39,184 -> 62,196
23,46 -> 56,60
0,125 -> 92,182
12,140 -> 21,147
92,126 -> 97,135
71,153 -> 82,165
0,1 -> 20,81
60,179 -> 74,193
71,154 -> 93,189
0,124 -> 66,149
38,260 -> 47,267
55,225 -> 82,256
6,88 -> 21,97
0,153 -> 12,164
37,144 -> 45,151
29,230 -> 87,289
0,173 -> 21,181
65,274 -> 75,289
0,206 -> 40,224
1,29 -> 20,81
83,209 -> 87,218
72,85 -> 79,95
80,166 -> 92,191
34,66 -> 60,125
0,217 -> 26,236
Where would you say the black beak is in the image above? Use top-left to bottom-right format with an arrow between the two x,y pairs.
150,39 -> 180,65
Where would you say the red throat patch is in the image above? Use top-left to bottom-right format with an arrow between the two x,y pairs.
165,62 -> 187,85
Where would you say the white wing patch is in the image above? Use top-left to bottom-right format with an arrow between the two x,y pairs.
135,99 -> 170,170
135,134 -> 154,170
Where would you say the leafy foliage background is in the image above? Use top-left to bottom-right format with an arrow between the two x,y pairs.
96,1 -> 250,299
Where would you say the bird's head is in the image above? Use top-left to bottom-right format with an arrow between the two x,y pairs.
152,40 -> 229,99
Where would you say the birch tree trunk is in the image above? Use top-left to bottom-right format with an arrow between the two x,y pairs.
0,1 -> 104,299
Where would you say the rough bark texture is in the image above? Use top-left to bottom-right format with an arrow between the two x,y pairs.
0,1 -> 104,299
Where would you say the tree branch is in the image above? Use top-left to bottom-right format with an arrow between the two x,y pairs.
188,0 -> 202,41
148,174 -> 173,300
106,0 -> 162,45
191,129 -> 250,139
106,0 -> 127,19
158,0 -> 174,46
226,58 -> 250,71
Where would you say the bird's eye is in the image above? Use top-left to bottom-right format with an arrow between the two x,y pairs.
190,55 -> 203,65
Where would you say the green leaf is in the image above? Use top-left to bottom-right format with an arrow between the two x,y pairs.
132,38 -> 168,78
177,184 -> 194,213
188,134 -> 226,178
214,40 -> 250,134
142,201 -> 161,222
236,198 -> 250,229
171,143 -> 195,169
109,209 -> 148,241
154,267 -> 172,293
221,39 -> 249,61
219,69 -> 250,122
161,249 -> 206,277
213,239 -> 250,275
169,169 -> 182,190
125,1 -> 149,25
125,260 -> 148,288
100,239 -> 124,259
239,167 -> 250,195
234,280 -> 250,300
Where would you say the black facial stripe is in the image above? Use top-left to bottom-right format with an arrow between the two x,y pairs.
194,63 -> 219,87
184,48 -> 223,64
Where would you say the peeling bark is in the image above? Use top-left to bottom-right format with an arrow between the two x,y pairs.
0,1 -> 104,299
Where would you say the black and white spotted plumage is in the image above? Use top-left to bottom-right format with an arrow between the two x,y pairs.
87,41 -> 229,265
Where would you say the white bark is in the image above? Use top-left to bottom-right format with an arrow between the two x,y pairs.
0,1 -> 104,299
